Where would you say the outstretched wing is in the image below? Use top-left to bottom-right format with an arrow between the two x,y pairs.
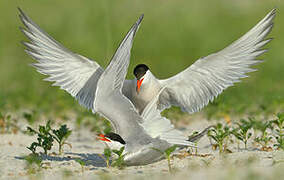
159,9 -> 275,113
19,8 -> 104,111
94,15 -> 146,141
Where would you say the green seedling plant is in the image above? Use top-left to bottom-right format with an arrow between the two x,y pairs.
274,136 -> 284,150
24,154 -> 43,174
247,117 -> 259,134
271,113 -> 284,150
253,120 -> 273,150
52,125 -> 72,155
0,112 -> 19,134
152,145 -> 177,173
272,113 -> 284,134
23,110 -> 37,125
188,131 -> 199,154
103,148 -> 112,168
232,119 -> 253,149
164,145 -> 177,173
207,123 -> 231,154
75,158 -> 86,173
27,120 -> 54,155
27,120 -> 72,155
111,147 -> 126,169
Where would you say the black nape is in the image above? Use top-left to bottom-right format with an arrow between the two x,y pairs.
105,132 -> 126,145
133,64 -> 149,80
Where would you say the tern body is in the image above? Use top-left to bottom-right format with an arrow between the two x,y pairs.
19,9 -> 195,166
123,72 -> 162,114
19,8 -> 275,115
19,8 -> 275,165
123,9 -> 276,114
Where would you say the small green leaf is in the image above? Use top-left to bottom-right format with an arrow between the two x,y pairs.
27,127 -> 37,134
165,145 -> 177,156
277,112 -> 284,121
24,154 -> 42,167
111,147 -> 126,169
248,132 -> 252,139
75,158 -> 86,166
112,147 -> 125,156
104,148 -> 112,158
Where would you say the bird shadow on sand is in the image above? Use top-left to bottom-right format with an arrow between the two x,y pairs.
15,152 -> 108,168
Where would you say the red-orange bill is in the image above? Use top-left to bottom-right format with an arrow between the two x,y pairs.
136,78 -> 144,93
98,134 -> 111,142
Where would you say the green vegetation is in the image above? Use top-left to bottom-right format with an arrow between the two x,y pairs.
272,113 -> 284,150
164,145 -> 177,173
27,120 -> 72,155
208,123 -> 231,154
100,147 -> 126,169
103,148 -> 112,168
253,120 -> 273,150
0,112 -> 19,134
152,145 -> 177,173
24,154 -> 43,174
188,131 -> 199,154
111,147 -> 126,169
0,1 -> 283,178
75,158 -> 86,173
27,120 -> 54,155
22,111 -> 38,125
231,119 -> 253,149
0,0 -> 283,123
52,125 -> 72,155
207,114 -> 284,153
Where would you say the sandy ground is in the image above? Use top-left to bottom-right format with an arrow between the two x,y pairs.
0,118 -> 284,180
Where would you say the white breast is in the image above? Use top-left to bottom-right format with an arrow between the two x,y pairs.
132,75 -> 162,114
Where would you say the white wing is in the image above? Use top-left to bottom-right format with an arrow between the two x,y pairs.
122,79 -> 134,102
159,9 -> 275,113
94,14 -> 194,147
94,15 -> 147,142
19,8 -> 104,111
19,8 -> 141,113
141,88 -> 195,147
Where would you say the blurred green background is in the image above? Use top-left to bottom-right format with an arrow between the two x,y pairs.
0,0 -> 283,120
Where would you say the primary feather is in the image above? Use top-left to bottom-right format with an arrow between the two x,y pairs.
19,8 -> 104,111
158,9 -> 275,113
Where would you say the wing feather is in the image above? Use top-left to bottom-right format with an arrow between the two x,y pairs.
19,8 -> 103,111
94,15 -> 146,141
159,9 -> 275,113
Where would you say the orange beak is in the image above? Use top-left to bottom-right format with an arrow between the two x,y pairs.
136,78 -> 144,93
98,134 -> 111,142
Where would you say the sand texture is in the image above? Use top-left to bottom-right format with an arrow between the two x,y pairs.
0,118 -> 283,180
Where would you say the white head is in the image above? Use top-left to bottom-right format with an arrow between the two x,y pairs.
98,132 -> 126,150
133,64 -> 150,93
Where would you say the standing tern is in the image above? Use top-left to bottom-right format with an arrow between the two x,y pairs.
123,9 -> 276,114
19,8 -> 196,166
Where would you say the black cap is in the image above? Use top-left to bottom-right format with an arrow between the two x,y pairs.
133,64 -> 149,80
105,132 -> 126,145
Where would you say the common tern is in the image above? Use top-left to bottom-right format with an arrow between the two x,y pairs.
123,9 -> 276,114
19,9 -> 196,166
19,8 -> 275,116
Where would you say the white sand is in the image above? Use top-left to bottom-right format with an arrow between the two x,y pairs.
0,118 -> 283,180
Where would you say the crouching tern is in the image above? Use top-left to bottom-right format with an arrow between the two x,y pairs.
19,9 -> 196,166
18,8 -> 275,116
